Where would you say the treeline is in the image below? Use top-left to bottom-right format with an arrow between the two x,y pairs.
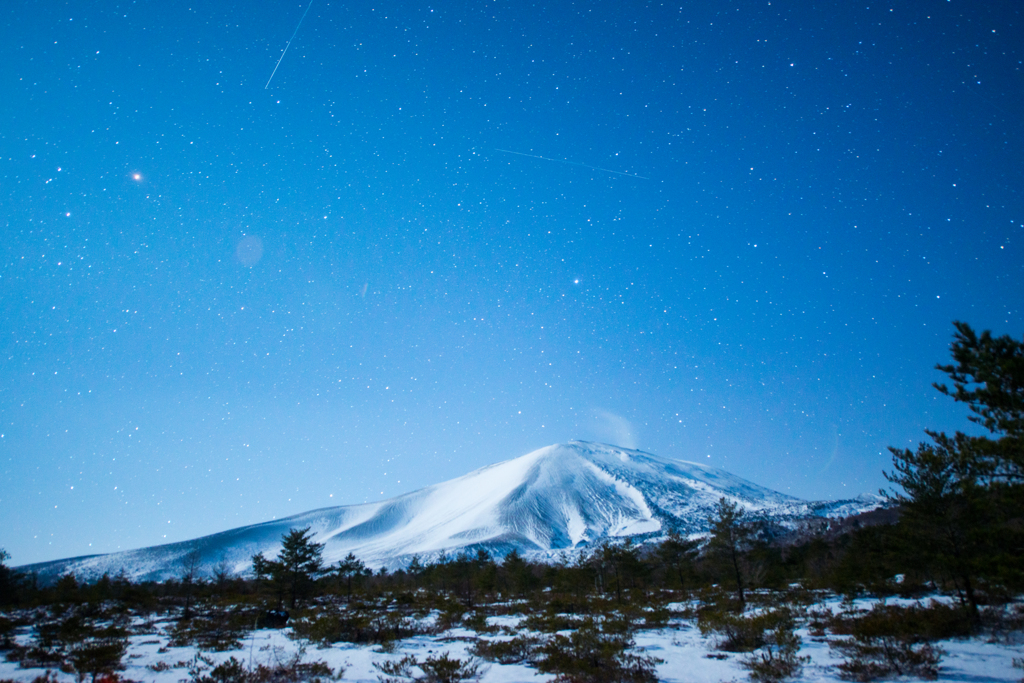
0,503 -> 1014,616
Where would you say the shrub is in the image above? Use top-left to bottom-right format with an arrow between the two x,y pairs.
827,602 -> 971,642
980,604 -> 1024,640
0,617 -> 14,649
291,611 -> 370,645
638,607 -> 671,630
694,586 -> 745,616
291,608 -> 425,646
370,611 -> 425,645
35,611 -> 91,650
697,607 -> 764,652
832,639 -> 942,682
184,652 -> 216,683
470,634 -> 543,664
739,610 -> 808,682
170,608 -> 256,651
0,673 -> 62,683
698,606 -> 806,681
418,654 -> 482,683
827,602 -> 970,643
20,645 -> 65,668
462,611 -> 497,634
203,657 -> 249,683
68,637 -> 128,683
251,648 -> 340,683
806,608 -> 830,637
372,654 -> 481,683
536,618 -> 660,683
3,642 -> 29,665
20,608 -> 128,678
829,604 -> 946,681
374,654 -> 417,683
187,651 -> 341,683
434,604 -> 466,632
521,612 -> 583,633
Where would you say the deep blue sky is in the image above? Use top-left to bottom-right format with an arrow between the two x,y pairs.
2,0 -> 1021,565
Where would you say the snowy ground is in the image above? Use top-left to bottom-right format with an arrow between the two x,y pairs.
1,598 -> 1021,683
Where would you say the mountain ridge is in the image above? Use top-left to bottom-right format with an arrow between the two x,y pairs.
19,441 -> 882,583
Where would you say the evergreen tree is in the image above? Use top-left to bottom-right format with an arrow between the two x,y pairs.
69,635 -> 128,683
474,549 -> 499,595
278,527 -> 325,608
934,321 -> 1024,483
254,528 -> 326,608
406,555 -> 424,589
250,551 -> 272,602
0,549 -> 26,606
334,552 -> 367,602
600,541 -> 646,603
500,549 -> 535,597
658,532 -> 700,591
886,322 -> 1024,612
707,497 -> 754,610
178,548 -> 203,619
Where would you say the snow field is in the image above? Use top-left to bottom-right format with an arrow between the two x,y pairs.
2,597 -> 1022,683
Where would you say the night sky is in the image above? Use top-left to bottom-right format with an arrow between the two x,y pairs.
2,0 -> 1021,566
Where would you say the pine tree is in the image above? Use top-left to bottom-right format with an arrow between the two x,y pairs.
178,548 -> 203,620
934,321 -> 1024,483
260,527 -> 326,608
0,549 -> 26,606
501,549 -> 535,597
600,541 -> 647,603
707,497 -> 755,610
334,552 -> 366,602
658,533 -> 699,592
886,322 -> 1024,613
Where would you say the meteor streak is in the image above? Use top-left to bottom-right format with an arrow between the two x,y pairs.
265,0 -> 315,89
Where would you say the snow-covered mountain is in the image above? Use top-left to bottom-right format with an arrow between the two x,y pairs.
20,441 -> 881,583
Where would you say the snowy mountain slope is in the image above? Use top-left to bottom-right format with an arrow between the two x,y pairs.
20,441 -> 881,583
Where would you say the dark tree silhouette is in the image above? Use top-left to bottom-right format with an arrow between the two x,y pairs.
178,548 -> 203,619
886,322 -> 1024,614
707,497 -> 754,610
251,528 -> 326,608
334,552 -> 367,602
276,527 -> 326,608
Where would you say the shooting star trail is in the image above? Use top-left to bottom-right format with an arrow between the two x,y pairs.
494,148 -> 650,180
265,0 -> 315,89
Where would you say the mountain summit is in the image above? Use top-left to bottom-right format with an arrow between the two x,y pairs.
22,442 -> 878,582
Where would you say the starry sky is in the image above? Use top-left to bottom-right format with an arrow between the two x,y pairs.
2,0 -> 1021,566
